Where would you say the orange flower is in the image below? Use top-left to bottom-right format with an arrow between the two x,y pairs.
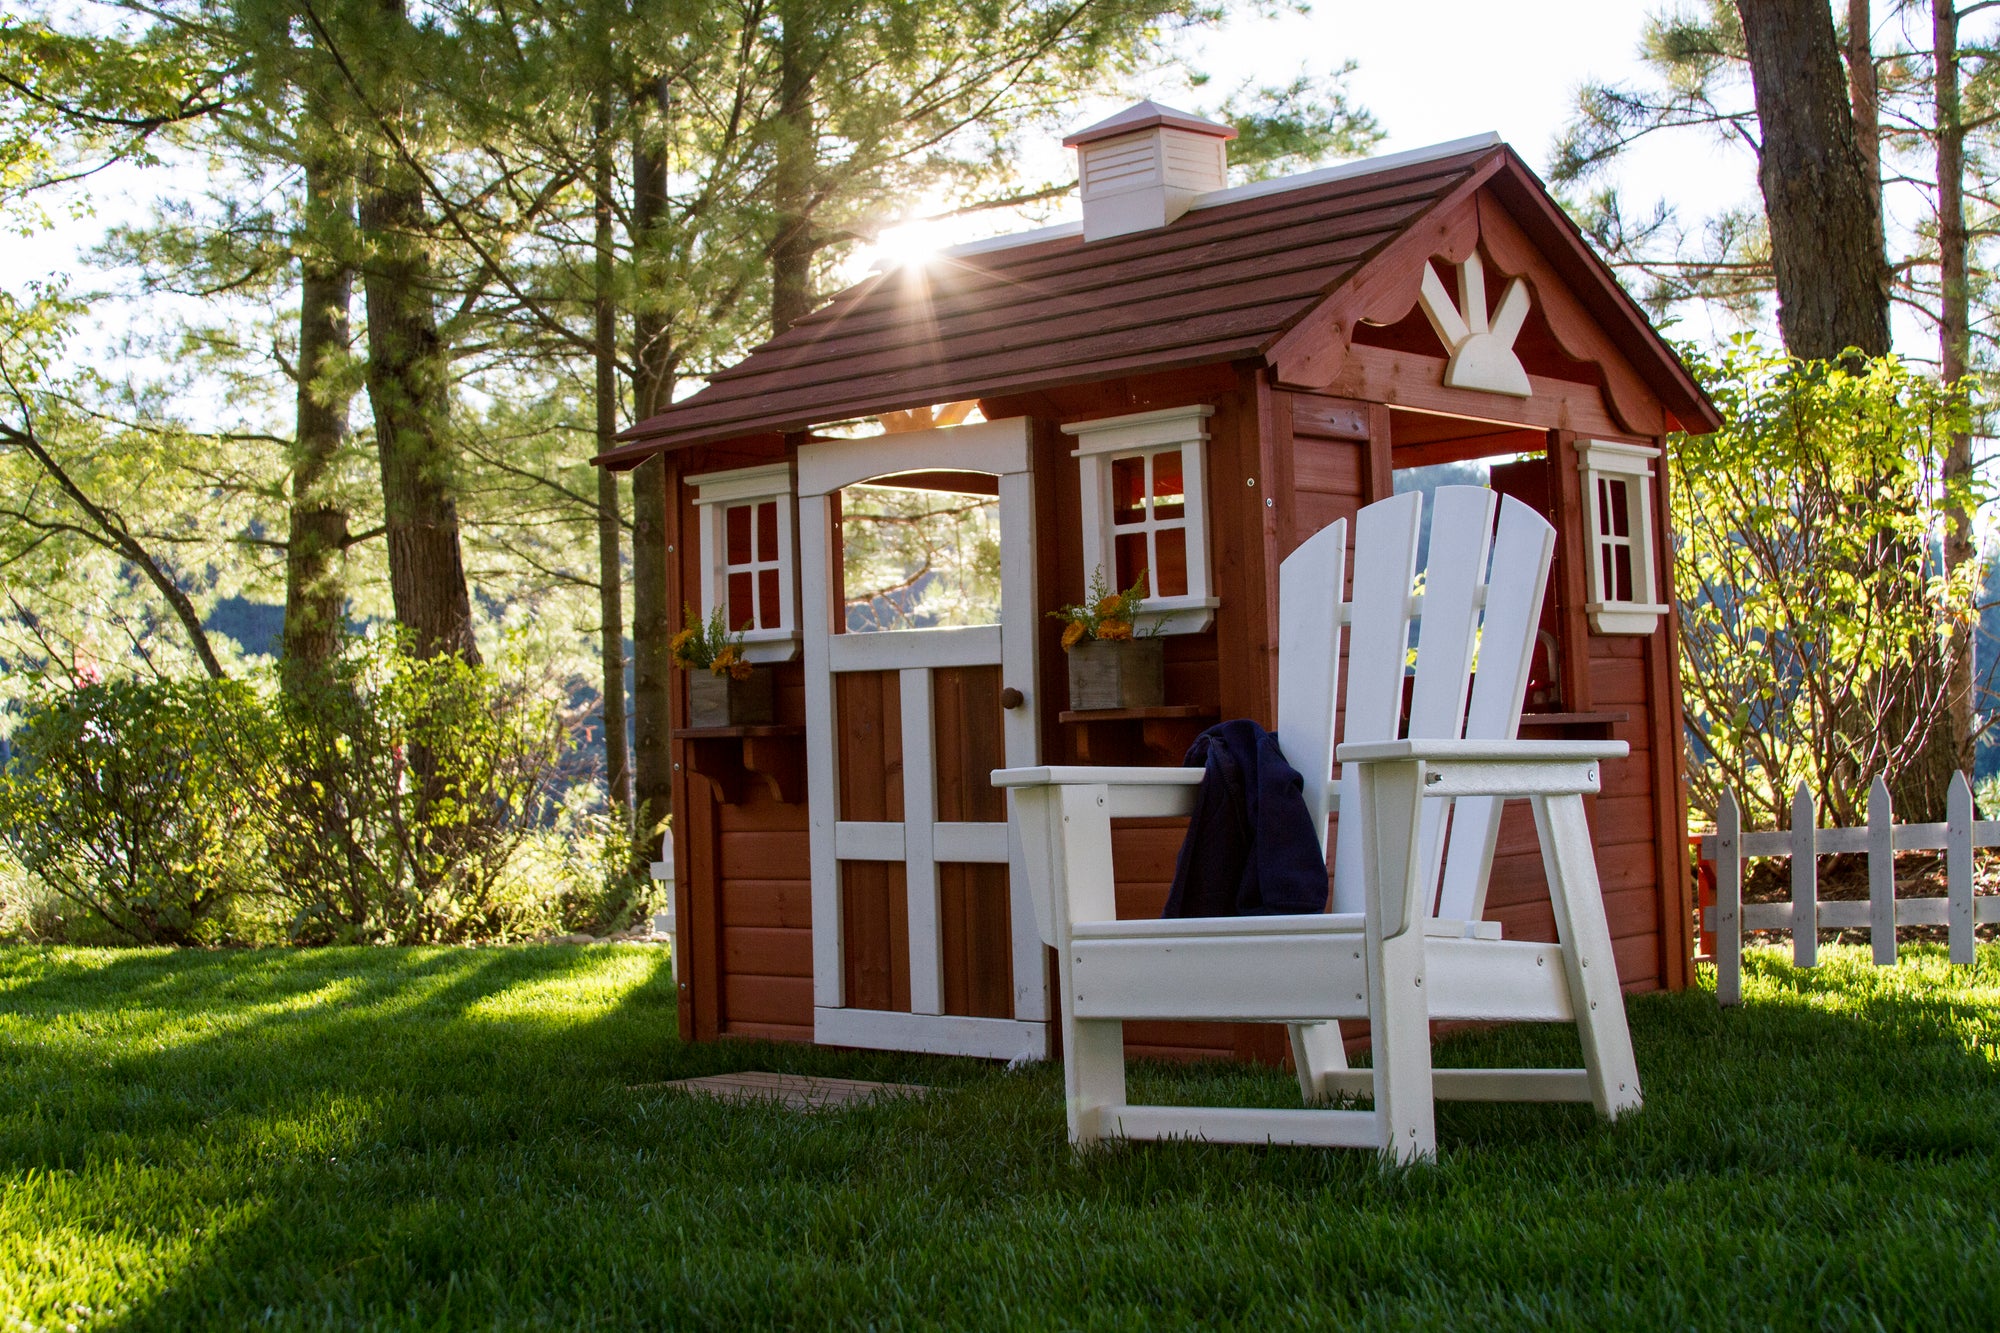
1096,618 -> 1133,641
710,645 -> 737,676
670,628 -> 695,663
1094,593 -> 1123,616
729,658 -> 754,681
1060,621 -> 1086,651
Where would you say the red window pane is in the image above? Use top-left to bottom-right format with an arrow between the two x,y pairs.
757,500 -> 779,562
758,569 -> 782,628
1607,479 -> 1631,537
1154,526 -> 1189,597
1613,544 -> 1634,603
1599,544 -> 1616,601
1110,455 -> 1146,525
1151,449 -> 1186,521
726,504 -> 752,565
727,571 -> 754,628
1114,530 -> 1148,590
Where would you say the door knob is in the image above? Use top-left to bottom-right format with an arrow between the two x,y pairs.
1000,687 -> 1025,709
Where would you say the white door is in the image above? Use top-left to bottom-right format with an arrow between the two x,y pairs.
797,417 -> 1048,1060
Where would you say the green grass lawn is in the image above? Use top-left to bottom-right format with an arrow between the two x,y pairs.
1,943 -> 1996,1331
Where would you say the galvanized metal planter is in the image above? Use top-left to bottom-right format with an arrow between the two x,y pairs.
687,667 -> 774,728
1066,638 -> 1164,711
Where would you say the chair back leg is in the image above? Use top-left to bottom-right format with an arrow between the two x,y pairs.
1530,793 -> 1643,1118
1288,1021 -> 1348,1104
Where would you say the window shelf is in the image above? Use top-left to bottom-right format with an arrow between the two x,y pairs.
1059,704 -> 1218,765
673,725 -> 805,804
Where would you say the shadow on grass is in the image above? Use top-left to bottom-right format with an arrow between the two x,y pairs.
0,943 -> 1995,1329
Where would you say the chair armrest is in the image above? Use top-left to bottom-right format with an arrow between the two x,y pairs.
991,765 -> 1204,788
992,766 -> 1202,820
1336,738 -> 1628,799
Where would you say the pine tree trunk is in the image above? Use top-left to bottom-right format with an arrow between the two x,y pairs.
594,93 -> 632,818
628,77 -> 676,867
284,150 -> 355,683
357,2 -> 480,667
770,2 -> 816,334
360,169 -> 479,662
1935,1 -> 1975,778
1846,0 -> 1886,266
1736,0 -> 1891,359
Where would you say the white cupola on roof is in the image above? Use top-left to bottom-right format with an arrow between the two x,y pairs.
1064,100 -> 1236,242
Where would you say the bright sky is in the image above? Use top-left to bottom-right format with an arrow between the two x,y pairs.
852,0 -> 1767,347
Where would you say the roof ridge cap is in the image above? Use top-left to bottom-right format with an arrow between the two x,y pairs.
1187,133 -> 1504,212
915,134 -> 1503,268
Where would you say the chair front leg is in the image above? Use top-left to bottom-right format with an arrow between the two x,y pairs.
1357,759 -> 1437,1163
1531,793 -> 1642,1119
1054,784 -> 1126,1147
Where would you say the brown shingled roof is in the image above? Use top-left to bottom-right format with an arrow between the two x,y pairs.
602,139 -> 1714,468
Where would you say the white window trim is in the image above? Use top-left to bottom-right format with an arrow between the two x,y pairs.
689,461 -> 800,663
1063,404 -> 1218,635
1577,439 -> 1669,635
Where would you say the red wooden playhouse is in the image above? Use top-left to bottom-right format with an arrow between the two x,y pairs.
596,102 -> 1723,1065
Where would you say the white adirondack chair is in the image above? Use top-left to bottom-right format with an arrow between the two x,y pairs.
994,486 -> 1641,1162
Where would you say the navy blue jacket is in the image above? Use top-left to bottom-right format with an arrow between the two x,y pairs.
1163,719 -> 1331,918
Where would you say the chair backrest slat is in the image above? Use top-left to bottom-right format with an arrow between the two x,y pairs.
1406,487 -> 1499,903
1433,493 -> 1556,920
1323,485 -> 1556,919
1329,491 -> 1423,913
1275,520 -> 1348,854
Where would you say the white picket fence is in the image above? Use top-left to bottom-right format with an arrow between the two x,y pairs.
1699,771 -> 2000,1005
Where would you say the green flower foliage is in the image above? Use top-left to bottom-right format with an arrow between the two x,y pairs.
0,676 -> 271,944
1672,339 -> 1982,829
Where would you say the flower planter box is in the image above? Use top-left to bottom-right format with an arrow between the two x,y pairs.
1066,638 -> 1164,711
687,668 -> 774,728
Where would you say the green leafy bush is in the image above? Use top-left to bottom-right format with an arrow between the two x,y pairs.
261,638 -> 570,944
1672,340 -> 1981,828
0,676 -> 273,944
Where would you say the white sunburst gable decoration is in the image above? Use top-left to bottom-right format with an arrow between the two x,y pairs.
1416,252 -> 1532,397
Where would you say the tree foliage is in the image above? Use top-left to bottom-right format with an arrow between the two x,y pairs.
1672,339 -> 1981,827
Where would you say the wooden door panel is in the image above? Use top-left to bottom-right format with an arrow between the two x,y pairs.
932,664 -> 1006,823
835,671 -> 904,822
939,862 -> 1014,1018
841,860 -> 911,1012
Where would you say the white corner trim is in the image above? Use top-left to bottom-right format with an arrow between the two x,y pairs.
738,629 -> 801,664
1063,404 -> 1214,457
689,460 -> 794,505
1576,439 -> 1661,474
1138,598 -> 1219,636
1587,603 -> 1670,636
